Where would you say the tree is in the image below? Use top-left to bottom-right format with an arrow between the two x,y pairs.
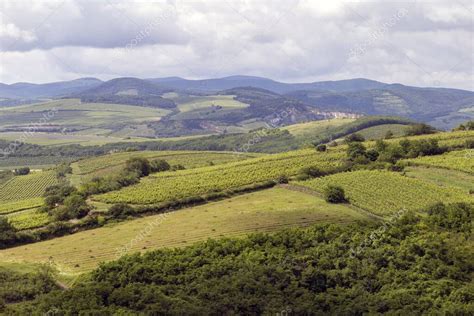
14,167 -> 30,176
345,133 -> 365,143
125,157 -> 151,177
108,204 -> 135,219
324,185 -> 346,203
347,142 -> 367,161
404,123 -> 436,136
0,217 -> 17,247
150,159 -> 171,173
384,130 -> 394,139
315,144 -> 327,152
300,166 -> 326,178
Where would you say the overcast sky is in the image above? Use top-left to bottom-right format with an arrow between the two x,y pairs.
0,0 -> 472,90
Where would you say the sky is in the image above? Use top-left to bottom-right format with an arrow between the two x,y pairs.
0,0 -> 473,90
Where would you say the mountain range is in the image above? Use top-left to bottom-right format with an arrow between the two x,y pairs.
0,76 -> 472,129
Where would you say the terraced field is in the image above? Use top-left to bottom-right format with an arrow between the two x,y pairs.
298,170 -> 473,216
404,166 -> 474,193
0,188 -> 369,273
0,171 -> 57,203
6,209 -> 50,230
0,198 -> 44,215
401,149 -> 474,174
73,151 -> 260,175
94,149 -> 345,204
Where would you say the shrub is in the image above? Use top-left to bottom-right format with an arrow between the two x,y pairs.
384,130 -> 394,139
344,133 -> 365,143
315,144 -> 327,152
108,204 -> 135,219
300,166 -> 326,178
150,159 -> 171,173
366,149 -> 379,161
276,175 -> 289,184
125,157 -> 151,177
404,123 -> 436,136
13,167 -> 30,176
324,185 -> 346,203
347,142 -> 367,161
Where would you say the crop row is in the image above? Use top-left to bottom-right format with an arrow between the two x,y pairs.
0,171 -> 58,203
6,209 -> 51,230
401,150 -> 473,174
0,197 -> 44,215
74,150 -> 261,175
298,170 -> 473,216
94,149 -> 345,204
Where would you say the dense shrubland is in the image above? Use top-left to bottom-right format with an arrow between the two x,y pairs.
6,203 -> 473,314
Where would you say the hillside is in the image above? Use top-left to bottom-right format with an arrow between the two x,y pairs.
1,76 -> 472,130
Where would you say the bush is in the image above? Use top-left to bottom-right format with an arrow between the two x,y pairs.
345,133 -> 365,143
150,159 -> 171,173
300,166 -> 326,178
366,149 -> 379,161
108,204 -> 135,219
13,167 -> 30,176
404,123 -> 436,136
276,175 -> 289,184
384,130 -> 394,139
324,185 -> 346,203
125,157 -> 151,177
315,144 -> 327,152
347,142 -> 367,161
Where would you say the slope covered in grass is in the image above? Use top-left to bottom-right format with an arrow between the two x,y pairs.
0,188 -> 368,273
298,170 -> 473,216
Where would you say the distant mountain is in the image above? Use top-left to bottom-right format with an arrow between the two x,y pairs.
148,76 -> 386,94
286,84 -> 474,127
73,77 -> 176,109
1,76 -> 472,128
0,78 -> 103,99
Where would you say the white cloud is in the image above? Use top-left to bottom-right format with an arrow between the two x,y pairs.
0,0 -> 472,90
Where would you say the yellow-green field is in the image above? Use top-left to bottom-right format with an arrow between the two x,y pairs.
175,95 -> 249,112
402,149 -> 474,174
0,99 -> 170,138
0,188 -> 369,274
70,150 -> 262,185
298,170 -> 473,216
282,118 -> 355,137
0,132 -> 150,146
94,149 -> 345,205
356,124 -> 408,140
404,166 -> 474,193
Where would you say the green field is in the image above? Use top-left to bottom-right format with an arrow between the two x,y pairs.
297,170 -> 473,216
0,99 -> 170,138
355,124 -> 408,140
0,171 -> 57,203
175,95 -> 249,112
6,209 -> 50,230
282,118 -> 355,137
404,166 -> 474,193
0,198 -> 44,215
94,148 -> 345,204
0,132 -> 150,146
0,188 -> 369,274
402,149 -> 474,174
71,150 -> 262,185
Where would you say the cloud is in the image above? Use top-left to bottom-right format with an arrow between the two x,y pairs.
0,0 -> 472,90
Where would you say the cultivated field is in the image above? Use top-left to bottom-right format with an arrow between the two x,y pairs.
0,188 -> 369,274
94,149 -> 345,204
298,170 -> 473,216
175,95 -> 249,112
404,166 -> 474,193
401,149 -> 474,174
0,171 -> 57,203
355,124 -> 408,140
